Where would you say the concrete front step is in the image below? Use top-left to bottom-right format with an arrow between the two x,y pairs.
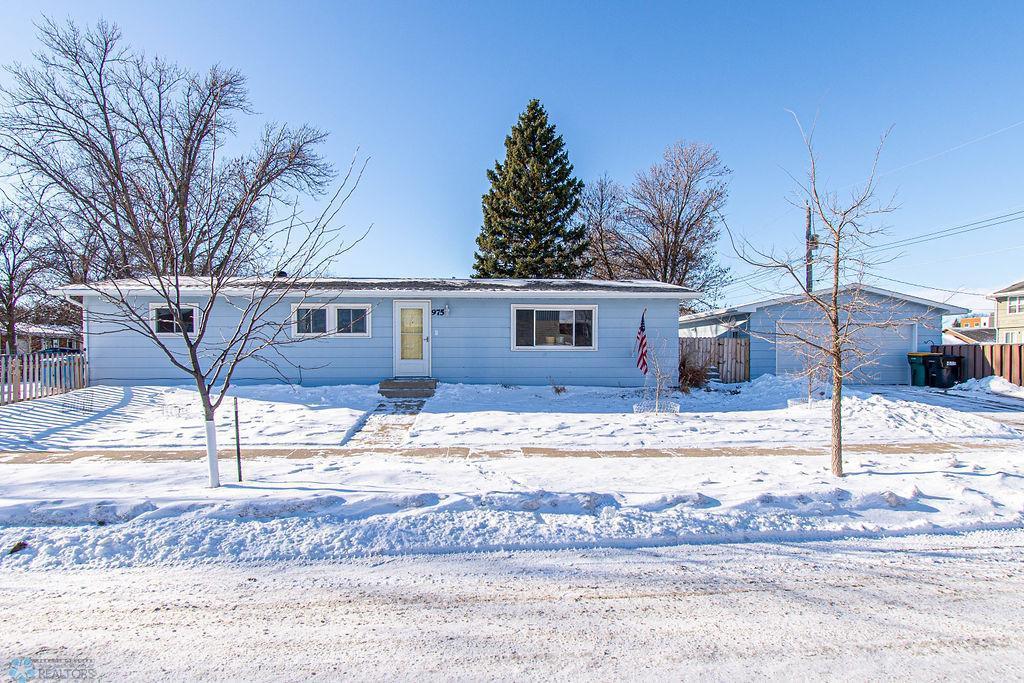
379,377 -> 437,398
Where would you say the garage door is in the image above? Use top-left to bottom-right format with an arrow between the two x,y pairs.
775,322 -> 915,384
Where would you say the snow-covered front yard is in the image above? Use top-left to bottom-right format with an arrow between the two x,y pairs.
0,375 -> 1020,452
0,383 -> 381,452
408,379 -> 1023,449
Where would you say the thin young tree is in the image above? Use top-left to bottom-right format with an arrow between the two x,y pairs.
0,204 -> 48,354
585,141 -> 731,312
732,116 -> 899,477
0,18 -> 365,486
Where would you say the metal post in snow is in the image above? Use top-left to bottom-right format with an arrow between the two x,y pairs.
234,396 -> 242,482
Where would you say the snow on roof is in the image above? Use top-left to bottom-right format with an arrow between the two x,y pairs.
679,284 -> 970,325
942,327 -> 997,344
15,324 -> 82,338
51,277 -> 699,298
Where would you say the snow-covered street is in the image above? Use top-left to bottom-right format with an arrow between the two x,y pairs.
3,530 -> 1023,681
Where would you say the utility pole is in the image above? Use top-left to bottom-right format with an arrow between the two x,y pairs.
804,202 -> 814,292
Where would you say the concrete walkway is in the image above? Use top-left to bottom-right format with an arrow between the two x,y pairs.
0,439 -> 1009,464
343,398 -> 425,448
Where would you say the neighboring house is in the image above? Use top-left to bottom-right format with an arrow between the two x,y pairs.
992,279 -> 1024,344
1,324 -> 83,354
679,285 -> 968,384
942,327 -> 997,345
951,312 -> 993,329
50,278 -> 695,388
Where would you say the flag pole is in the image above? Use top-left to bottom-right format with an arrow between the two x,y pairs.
632,307 -> 647,354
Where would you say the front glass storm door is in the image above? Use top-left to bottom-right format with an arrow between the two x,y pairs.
394,301 -> 430,376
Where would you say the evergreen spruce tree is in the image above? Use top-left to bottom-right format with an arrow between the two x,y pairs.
473,99 -> 588,278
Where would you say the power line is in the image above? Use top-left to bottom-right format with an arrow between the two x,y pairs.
725,207 -> 1023,289
868,273 -> 982,296
719,205 -> 1023,303
874,118 -> 1024,181
868,210 -> 1024,253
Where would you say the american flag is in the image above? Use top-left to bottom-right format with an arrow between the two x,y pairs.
635,311 -> 648,374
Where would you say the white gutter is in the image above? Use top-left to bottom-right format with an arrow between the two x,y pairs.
50,286 -> 700,300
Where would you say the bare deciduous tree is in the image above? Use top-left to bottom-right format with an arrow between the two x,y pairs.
732,117 -> 901,477
579,174 -> 625,280
0,204 -> 51,354
0,18 -> 365,486
583,142 -> 731,311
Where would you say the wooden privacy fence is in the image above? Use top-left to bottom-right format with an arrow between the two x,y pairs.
0,353 -> 88,405
680,337 -> 750,383
931,343 -> 1023,386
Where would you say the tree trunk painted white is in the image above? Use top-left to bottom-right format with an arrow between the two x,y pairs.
830,359 -> 844,478
205,420 -> 220,488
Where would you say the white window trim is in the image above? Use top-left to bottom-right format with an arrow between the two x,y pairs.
149,303 -> 200,336
1008,296 -> 1022,314
291,303 -> 373,338
510,304 -> 598,351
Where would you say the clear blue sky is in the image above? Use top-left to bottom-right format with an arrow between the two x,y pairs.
3,1 -> 1023,311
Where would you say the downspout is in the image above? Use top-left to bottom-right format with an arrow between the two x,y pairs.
61,295 -> 90,381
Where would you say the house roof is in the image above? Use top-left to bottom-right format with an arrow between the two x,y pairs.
13,324 -> 82,338
51,277 -> 700,300
992,278 -> 1024,296
679,284 -> 970,325
943,327 -> 997,344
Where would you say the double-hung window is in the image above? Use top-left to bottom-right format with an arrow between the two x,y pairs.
294,306 -> 328,335
293,304 -> 372,337
151,304 -> 197,335
1008,296 -> 1022,314
336,306 -> 370,336
512,305 -> 596,350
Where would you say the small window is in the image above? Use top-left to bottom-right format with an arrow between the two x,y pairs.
336,307 -> 369,335
153,306 -> 195,334
1009,296 -> 1022,314
515,309 -> 534,347
511,306 -> 597,350
295,307 -> 327,335
574,309 -> 593,347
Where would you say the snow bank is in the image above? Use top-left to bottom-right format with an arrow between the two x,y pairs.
0,383 -> 381,452
954,376 -> 1024,401
1,449 -> 1022,568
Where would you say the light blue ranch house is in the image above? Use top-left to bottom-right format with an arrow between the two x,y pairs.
57,278 -> 697,391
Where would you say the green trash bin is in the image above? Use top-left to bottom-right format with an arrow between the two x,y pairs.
907,353 -> 933,387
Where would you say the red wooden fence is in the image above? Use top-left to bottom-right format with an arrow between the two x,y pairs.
931,343 -> 1023,386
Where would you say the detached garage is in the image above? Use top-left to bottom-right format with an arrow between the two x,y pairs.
679,285 -> 969,385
